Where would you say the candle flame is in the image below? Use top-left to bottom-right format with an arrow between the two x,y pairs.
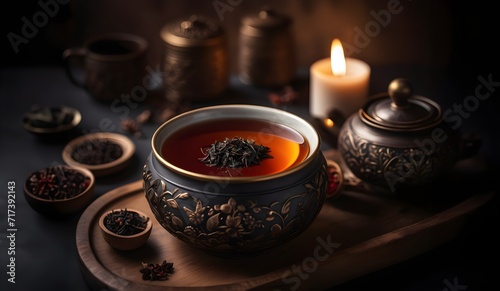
330,39 -> 346,76
323,118 -> 335,128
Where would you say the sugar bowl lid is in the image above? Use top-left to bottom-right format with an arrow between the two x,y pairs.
240,9 -> 292,36
360,78 -> 443,131
161,14 -> 225,47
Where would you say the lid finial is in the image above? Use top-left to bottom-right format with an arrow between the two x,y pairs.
388,78 -> 413,108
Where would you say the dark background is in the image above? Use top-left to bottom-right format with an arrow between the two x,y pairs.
1,1 -> 499,290
1,0 -> 497,74
2,0 -> 499,123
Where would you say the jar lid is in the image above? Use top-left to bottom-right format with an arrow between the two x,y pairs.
240,9 -> 292,36
360,78 -> 442,131
161,15 -> 225,47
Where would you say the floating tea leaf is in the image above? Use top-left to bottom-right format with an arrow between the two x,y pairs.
199,136 -> 273,168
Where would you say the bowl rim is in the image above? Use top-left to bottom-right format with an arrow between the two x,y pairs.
98,208 -> 153,239
151,104 -> 321,183
62,132 -> 135,176
23,165 -> 95,203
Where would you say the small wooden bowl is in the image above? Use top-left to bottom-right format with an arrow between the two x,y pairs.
98,209 -> 153,251
23,165 -> 95,217
22,105 -> 81,141
62,132 -> 135,177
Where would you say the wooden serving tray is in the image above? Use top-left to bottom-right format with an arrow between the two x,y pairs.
76,150 -> 494,290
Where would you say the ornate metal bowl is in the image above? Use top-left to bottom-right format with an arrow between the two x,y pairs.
142,105 -> 329,257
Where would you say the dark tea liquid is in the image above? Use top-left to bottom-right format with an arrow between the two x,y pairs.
161,118 -> 309,177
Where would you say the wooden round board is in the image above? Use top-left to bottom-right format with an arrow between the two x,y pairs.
76,152 -> 494,290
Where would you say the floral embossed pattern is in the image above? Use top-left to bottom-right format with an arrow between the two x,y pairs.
338,127 -> 457,189
142,162 -> 328,254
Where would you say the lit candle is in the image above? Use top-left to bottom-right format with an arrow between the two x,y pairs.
309,39 -> 371,125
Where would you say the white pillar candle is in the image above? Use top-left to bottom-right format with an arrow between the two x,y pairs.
309,39 -> 371,122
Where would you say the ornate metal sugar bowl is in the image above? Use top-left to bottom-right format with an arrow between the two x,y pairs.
160,15 -> 229,102
338,78 -> 481,191
238,9 -> 295,87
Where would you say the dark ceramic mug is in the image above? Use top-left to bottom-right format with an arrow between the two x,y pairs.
63,33 -> 148,102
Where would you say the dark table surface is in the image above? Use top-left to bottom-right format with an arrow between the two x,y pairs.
0,65 -> 499,291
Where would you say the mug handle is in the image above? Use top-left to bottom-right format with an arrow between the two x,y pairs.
62,47 -> 86,88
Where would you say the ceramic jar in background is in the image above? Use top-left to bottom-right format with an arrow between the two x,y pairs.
160,15 -> 229,102
337,78 -> 482,191
63,33 -> 148,102
238,9 -> 296,88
